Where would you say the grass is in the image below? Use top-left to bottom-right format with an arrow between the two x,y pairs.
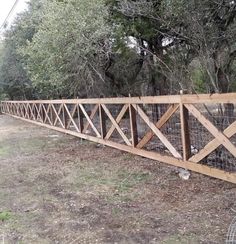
0,211 -> 11,222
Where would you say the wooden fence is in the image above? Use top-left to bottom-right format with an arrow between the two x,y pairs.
1,93 -> 236,184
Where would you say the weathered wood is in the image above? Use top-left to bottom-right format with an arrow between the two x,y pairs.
51,104 -> 64,128
99,104 -> 107,139
63,104 -> 80,132
190,121 -> 236,163
1,93 -> 236,184
137,104 -> 179,149
82,104 -> 99,133
133,104 -> 182,158
185,104 -> 236,158
77,104 -> 84,133
180,103 -> 191,161
105,104 -> 129,140
5,92 -> 236,104
79,104 -> 101,137
129,104 -> 138,147
42,104 -> 53,125
101,104 -> 131,146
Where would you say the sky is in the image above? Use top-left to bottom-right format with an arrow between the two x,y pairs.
0,0 -> 28,30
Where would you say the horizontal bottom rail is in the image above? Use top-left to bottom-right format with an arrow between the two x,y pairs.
2,113 -> 236,184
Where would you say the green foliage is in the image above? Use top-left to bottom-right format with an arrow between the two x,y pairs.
191,68 -> 207,93
0,0 -> 43,100
0,211 -> 11,221
0,0 -> 236,99
21,0 -> 111,98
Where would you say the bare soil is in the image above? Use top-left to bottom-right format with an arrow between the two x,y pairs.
0,115 -> 235,244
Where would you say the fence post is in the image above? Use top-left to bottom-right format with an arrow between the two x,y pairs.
180,90 -> 191,161
99,104 -> 106,139
129,104 -> 138,147
77,104 -> 84,133
62,103 -> 69,129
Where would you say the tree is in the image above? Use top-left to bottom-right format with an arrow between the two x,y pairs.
21,0 -> 112,99
0,0 -> 44,99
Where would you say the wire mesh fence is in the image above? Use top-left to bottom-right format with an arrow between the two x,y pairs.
1,93 -> 236,183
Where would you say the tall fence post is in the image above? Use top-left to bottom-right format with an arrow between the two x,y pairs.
180,90 -> 191,161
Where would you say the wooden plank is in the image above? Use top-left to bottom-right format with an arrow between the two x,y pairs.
185,104 -> 236,158
190,121 -> 236,162
79,104 -> 101,137
133,104 -> 182,159
180,103 -> 191,161
82,104 -> 99,133
105,104 -> 129,140
3,112 -> 236,184
137,104 -> 179,149
3,92 -> 236,105
99,104 -> 107,139
101,104 -> 131,146
129,104 -> 138,147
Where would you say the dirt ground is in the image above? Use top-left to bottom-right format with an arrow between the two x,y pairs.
0,115 -> 235,244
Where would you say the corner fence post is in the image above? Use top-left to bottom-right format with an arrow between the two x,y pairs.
180,90 -> 191,161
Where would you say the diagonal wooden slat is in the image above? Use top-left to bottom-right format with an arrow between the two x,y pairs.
29,103 -> 36,120
105,104 -> 129,140
79,104 -> 101,137
185,104 -> 236,158
42,104 -> 53,125
101,104 -> 131,146
63,104 -> 80,132
38,104 -> 44,122
82,104 -> 99,133
136,104 -> 179,149
22,103 -> 28,118
133,104 -> 182,158
35,104 -> 42,122
51,104 -> 64,128
190,120 -> 236,163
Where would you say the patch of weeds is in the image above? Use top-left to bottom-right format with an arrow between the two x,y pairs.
0,211 -> 11,222
115,171 -> 151,192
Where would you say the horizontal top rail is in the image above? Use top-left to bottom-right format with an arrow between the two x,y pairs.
1,93 -> 236,104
